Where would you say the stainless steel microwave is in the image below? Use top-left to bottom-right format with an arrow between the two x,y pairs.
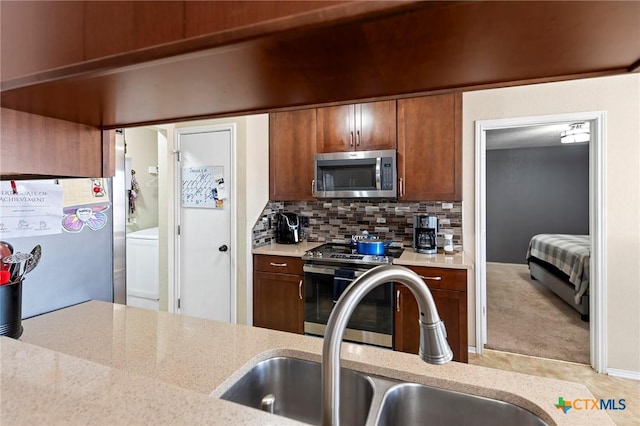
314,149 -> 397,199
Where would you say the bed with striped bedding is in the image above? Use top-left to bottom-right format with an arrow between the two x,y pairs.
526,234 -> 590,305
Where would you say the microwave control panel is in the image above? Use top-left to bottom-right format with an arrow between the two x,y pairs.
381,157 -> 394,190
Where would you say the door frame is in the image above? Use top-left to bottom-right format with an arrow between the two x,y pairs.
170,124 -> 237,323
474,111 -> 607,373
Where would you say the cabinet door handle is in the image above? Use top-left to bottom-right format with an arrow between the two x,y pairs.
399,177 -> 404,197
396,289 -> 401,312
311,179 -> 315,197
299,279 -> 303,300
350,131 -> 354,147
356,130 -> 360,147
270,262 -> 288,267
419,275 -> 442,281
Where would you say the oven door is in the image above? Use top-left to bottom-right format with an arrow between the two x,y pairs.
303,264 -> 393,348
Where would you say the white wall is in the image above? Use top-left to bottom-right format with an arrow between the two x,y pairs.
463,74 -> 640,372
244,114 -> 270,325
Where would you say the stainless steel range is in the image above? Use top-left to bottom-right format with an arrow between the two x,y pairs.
302,243 -> 404,348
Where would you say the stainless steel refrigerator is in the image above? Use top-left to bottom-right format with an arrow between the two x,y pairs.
2,180 -> 115,318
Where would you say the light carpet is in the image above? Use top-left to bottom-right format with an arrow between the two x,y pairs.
486,262 -> 589,365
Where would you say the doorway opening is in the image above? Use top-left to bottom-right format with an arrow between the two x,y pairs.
475,111 -> 607,373
122,127 -> 161,311
118,124 -> 236,323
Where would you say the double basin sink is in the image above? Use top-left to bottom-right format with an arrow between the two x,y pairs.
220,356 -> 548,426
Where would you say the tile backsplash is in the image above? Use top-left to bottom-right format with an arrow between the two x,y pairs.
252,200 -> 463,248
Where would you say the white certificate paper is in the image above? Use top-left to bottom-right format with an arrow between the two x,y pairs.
0,182 -> 64,238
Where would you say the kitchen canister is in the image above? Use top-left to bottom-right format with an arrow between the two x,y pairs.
443,234 -> 454,253
0,280 -> 23,339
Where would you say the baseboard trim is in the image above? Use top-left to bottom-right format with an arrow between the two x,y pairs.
607,368 -> 640,381
468,346 -> 477,354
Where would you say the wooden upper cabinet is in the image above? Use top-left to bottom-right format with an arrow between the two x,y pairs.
0,108 -> 107,179
317,100 -> 396,153
0,1 -> 84,81
397,94 -> 462,201
317,104 -> 354,152
269,109 -> 317,201
84,1 -> 184,60
357,101 -> 397,151
185,1 -> 345,38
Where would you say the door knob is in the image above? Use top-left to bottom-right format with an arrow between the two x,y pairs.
218,245 -> 228,252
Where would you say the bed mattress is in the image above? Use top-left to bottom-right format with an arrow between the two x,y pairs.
526,234 -> 590,304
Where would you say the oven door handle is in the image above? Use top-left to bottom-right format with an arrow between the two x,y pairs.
303,265 -> 365,277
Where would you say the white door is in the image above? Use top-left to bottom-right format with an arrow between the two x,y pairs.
176,125 -> 234,322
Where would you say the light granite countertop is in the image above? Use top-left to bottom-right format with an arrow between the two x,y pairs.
394,247 -> 472,270
3,300 -> 613,425
253,242 -> 473,270
252,241 -> 324,257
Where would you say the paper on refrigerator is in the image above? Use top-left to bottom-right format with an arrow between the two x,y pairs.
0,181 -> 64,238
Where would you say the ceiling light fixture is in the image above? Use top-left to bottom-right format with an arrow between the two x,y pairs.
560,122 -> 590,144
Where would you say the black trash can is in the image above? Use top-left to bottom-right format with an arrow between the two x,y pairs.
0,280 -> 23,339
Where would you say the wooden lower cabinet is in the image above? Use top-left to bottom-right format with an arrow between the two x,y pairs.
393,267 -> 468,363
253,255 -> 304,334
253,255 -> 468,362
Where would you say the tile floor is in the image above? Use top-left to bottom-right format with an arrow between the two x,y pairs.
469,349 -> 639,425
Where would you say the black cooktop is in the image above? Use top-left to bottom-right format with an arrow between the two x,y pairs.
315,243 -> 404,258
302,243 -> 404,266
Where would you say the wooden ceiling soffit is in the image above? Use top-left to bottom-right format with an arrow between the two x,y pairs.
1,1 -> 639,128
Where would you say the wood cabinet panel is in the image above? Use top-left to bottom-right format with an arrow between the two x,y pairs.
317,101 -> 396,153
254,255 -> 304,275
84,1 -> 184,60
404,266 -> 467,292
84,1 -> 135,60
357,101 -> 396,151
394,285 -> 467,363
253,254 -> 305,334
317,104 -> 354,153
102,130 -> 116,178
393,264 -> 468,363
185,1 -> 345,38
0,1 -> 84,81
269,109 -> 317,201
397,93 -> 462,201
254,271 -> 304,334
0,108 -> 104,178
133,1 -> 184,49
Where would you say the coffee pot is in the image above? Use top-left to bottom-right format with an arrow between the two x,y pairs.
413,215 -> 438,254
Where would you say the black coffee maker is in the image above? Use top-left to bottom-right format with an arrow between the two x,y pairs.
276,212 -> 301,244
413,215 -> 438,254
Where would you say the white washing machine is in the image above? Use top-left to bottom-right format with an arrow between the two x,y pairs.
126,227 -> 159,310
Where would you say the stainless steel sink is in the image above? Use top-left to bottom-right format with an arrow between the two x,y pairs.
220,356 -> 374,426
219,356 -> 548,426
375,382 -> 548,426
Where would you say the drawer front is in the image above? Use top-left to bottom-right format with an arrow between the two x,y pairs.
406,266 -> 467,291
254,255 -> 303,275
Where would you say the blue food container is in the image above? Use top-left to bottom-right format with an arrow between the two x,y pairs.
356,240 -> 387,255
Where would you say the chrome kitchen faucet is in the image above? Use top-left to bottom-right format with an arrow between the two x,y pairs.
321,265 -> 453,426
